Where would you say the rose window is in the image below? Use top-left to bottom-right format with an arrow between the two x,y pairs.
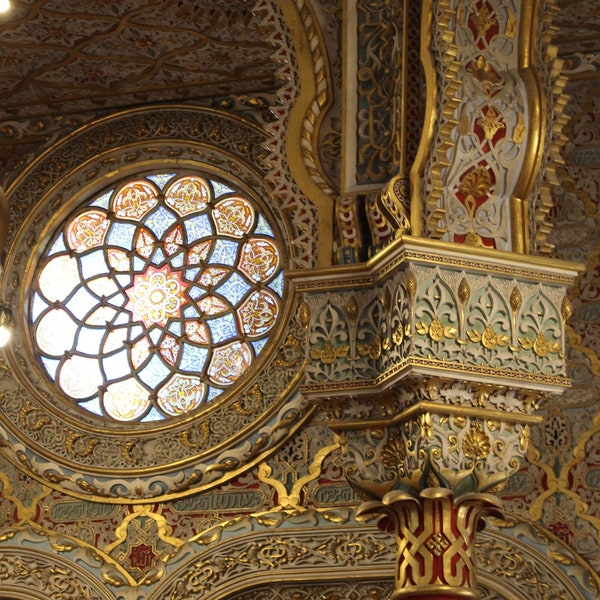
30,173 -> 284,422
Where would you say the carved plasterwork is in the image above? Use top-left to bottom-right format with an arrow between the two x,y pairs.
553,1 -> 600,57
529,2 -> 571,255
232,581 -> 395,600
255,0 -> 334,268
417,0 -> 524,248
340,409 -> 530,499
354,0 -> 403,186
298,238 -> 578,396
414,0 -> 566,253
0,515 -> 593,600
0,543 -> 115,600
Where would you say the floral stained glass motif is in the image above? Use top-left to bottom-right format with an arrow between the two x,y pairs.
30,174 -> 284,423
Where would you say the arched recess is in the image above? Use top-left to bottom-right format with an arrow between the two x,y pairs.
0,544 -> 115,600
147,517 -> 595,600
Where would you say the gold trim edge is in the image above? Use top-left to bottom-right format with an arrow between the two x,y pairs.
288,235 -> 584,290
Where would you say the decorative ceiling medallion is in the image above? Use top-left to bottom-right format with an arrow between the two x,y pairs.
0,160 -> 309,502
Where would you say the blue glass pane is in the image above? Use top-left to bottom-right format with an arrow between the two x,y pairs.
269,271 -> 285,297
132,257 -> 146,272
147,174 -> 175,189
255,214 -> 274,237
170,253 -> 184,268
184,304 -> 199,318
185,267 -> 201,280
103,349 -> 131,379
210,239 -> 238,266
91,190 -> 112,209
76,327 -> 104,355
80,249 -> 110,280
146,206 -> 177,239
66,287 -> 99,320
185,214 -> 213,242
138,355 -> 171,388
148,328 -> 162,344
31,293 -> 48,322
141,406 -> 164,422
115,273 -> 132,289
180,344 -> 208,373
212,181 -> 235,197
252,339 -> 267,354
48,234 -> 67,256
207,313 -> 237,344
79,396 -> 103,416
215,272 -> 250,305
188,285 -> 204,300
41,356 -> 60,379
107,292 -> 128,309
107,222 -> 136,249
130,324 -> 144,340
206,386 -> 221,401
113,310 -> 130,326
169,322 -> 182,336
151,247 -> 166,265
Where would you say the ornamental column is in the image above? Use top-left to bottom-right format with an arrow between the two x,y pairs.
296,1 -> 577,597
295,239 -> 577,598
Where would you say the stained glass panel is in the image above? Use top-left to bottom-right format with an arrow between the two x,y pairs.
208,341 -> 252,385
213,197 -> 255,237
104,379 -> 149,421
157,374 -> 205,416
113,181 -> 158,219
59,356 -> 103,399
39,255 -> 80,302
66,210 -> 110,252
165,176 -> 210,215
30,173 -> 284,423
37,309 -> 77,355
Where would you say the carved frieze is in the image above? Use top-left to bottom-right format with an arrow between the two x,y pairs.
296,237 -> 579,397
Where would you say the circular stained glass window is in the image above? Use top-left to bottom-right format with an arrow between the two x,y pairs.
29,173 -> 284,423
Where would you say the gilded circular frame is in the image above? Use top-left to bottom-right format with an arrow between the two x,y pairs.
0,107 -> 312,501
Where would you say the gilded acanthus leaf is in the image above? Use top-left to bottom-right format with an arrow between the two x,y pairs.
297,300 -> 310,329
444,326 -> 458,338
458,278 -> 470,305
477,107 -> 505,140
429,317 -> 445,342
462,429 -> 491,459
510,287 -> 522,313
346,295 -> 359,323
481,325 -> 498,350
513,111 -> 525,143
467,329 -> 482,343
561,296 -> 573,322
458,165 -> 492,198
533,332 -> 549,358
311,339 -> 336,364
416,321 -> 429,335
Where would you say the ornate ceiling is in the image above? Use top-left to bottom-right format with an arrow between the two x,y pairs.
0,0 -> 279,119
554,0 -> 600,55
